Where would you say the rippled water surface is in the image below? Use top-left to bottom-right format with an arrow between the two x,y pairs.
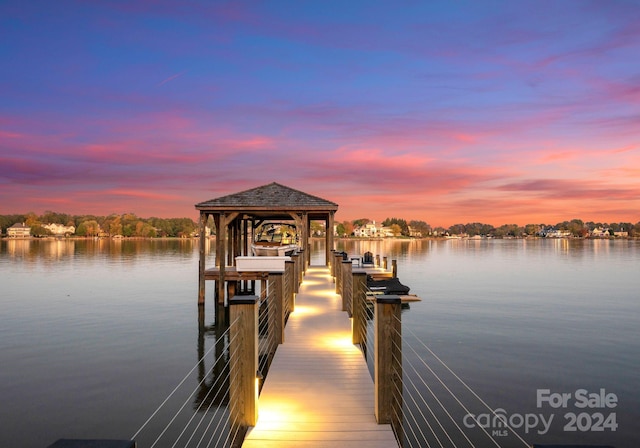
1,238 -> 638,447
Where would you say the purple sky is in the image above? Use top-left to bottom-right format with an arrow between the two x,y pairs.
1,1 -> 639,226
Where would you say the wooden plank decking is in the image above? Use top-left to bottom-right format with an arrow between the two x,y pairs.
242,266 -> 398,448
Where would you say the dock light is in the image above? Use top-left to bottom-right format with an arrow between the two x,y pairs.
256,370 -> 264,394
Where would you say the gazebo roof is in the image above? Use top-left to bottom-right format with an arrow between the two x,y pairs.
195,182 -> 338,218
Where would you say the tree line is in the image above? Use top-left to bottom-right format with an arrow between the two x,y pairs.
335,218 -> 640,238
0,212 -> 197,238
3,212 -> 638,239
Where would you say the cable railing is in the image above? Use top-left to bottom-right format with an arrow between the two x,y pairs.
130,317 -> 241,447
130,255 -> 300,448
342,256 -> 532,448
133,252 -> 531,448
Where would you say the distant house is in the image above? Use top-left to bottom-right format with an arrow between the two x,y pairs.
353,221 -> 388,237
352,221 -> 399,237
43,223 -> 76,236
380,226 -> 395,237
541,227 -> 571,238
353,221 -> 378,237
7,222 -> 31,238
590,227 -> 610,238
408,226 -> 422,238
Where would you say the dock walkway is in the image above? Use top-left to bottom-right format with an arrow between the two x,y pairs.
242,266 -> 398,448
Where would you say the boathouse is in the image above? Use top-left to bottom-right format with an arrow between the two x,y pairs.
195,182 -> 338,321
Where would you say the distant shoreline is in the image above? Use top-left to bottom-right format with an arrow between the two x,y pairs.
3,235 -> 637,241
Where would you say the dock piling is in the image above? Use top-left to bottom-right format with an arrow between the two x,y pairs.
229,296 -> 259,429
374,295 -> 403,436
268,272 -> 285,344
341,260 -> 352,313
352,272 -> 367,345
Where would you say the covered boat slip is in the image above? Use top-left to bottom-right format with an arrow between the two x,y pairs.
195,182 -> 339,319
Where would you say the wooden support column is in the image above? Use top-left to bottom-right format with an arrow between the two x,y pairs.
198,212 -> 207,305
269,272 -> 285,344
242,218 -> 248,256
214,214 -> 226,326
375,254 -> 380,268
299,212 -> 308,271
341,260 -> 352,313
229,296 -> 259,428
326,212 -> 334,267
374,295 -> 402,429
383,256 -> 388,270
227,219 -> 234,266
352,272 -> 367,345
306,215 -> 311,267
392,260 -> 398,278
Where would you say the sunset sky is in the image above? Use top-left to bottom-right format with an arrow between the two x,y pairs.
1,1 -> 639,226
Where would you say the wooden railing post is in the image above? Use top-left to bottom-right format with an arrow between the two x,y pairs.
336,255 -> 343,295
291,253 -> 300,294
298,248 -> 306,273
269,272 -> 285,344
329,249 -> 335,277
341,260 -> 352,312
285,260 -> 295,313
392,259 -> 398,278
383,256 -> 388,270
352,272 -> 367,345
374,295 -> 402,433
375,254 -> 380,268
229,296 -> 259,429
333,252 -> 342,282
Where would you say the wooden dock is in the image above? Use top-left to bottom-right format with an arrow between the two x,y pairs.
242,266 -> 398,448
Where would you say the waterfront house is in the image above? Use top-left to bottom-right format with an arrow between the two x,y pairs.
7,222 -> 31,237
43,223 -> 76,236
541,227 -> 571,238
353,220 -> 392,237
590,227 -> 610,237
353,221 -> 377,237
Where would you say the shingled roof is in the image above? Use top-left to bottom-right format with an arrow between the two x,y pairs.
195,182 -> 338,212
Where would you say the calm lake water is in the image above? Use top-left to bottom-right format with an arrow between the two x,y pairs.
1,238 -> 638,447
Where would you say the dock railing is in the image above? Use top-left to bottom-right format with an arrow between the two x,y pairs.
338,254 -> 533,448
133,252 -> 533,448
130,254 -> 299,448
